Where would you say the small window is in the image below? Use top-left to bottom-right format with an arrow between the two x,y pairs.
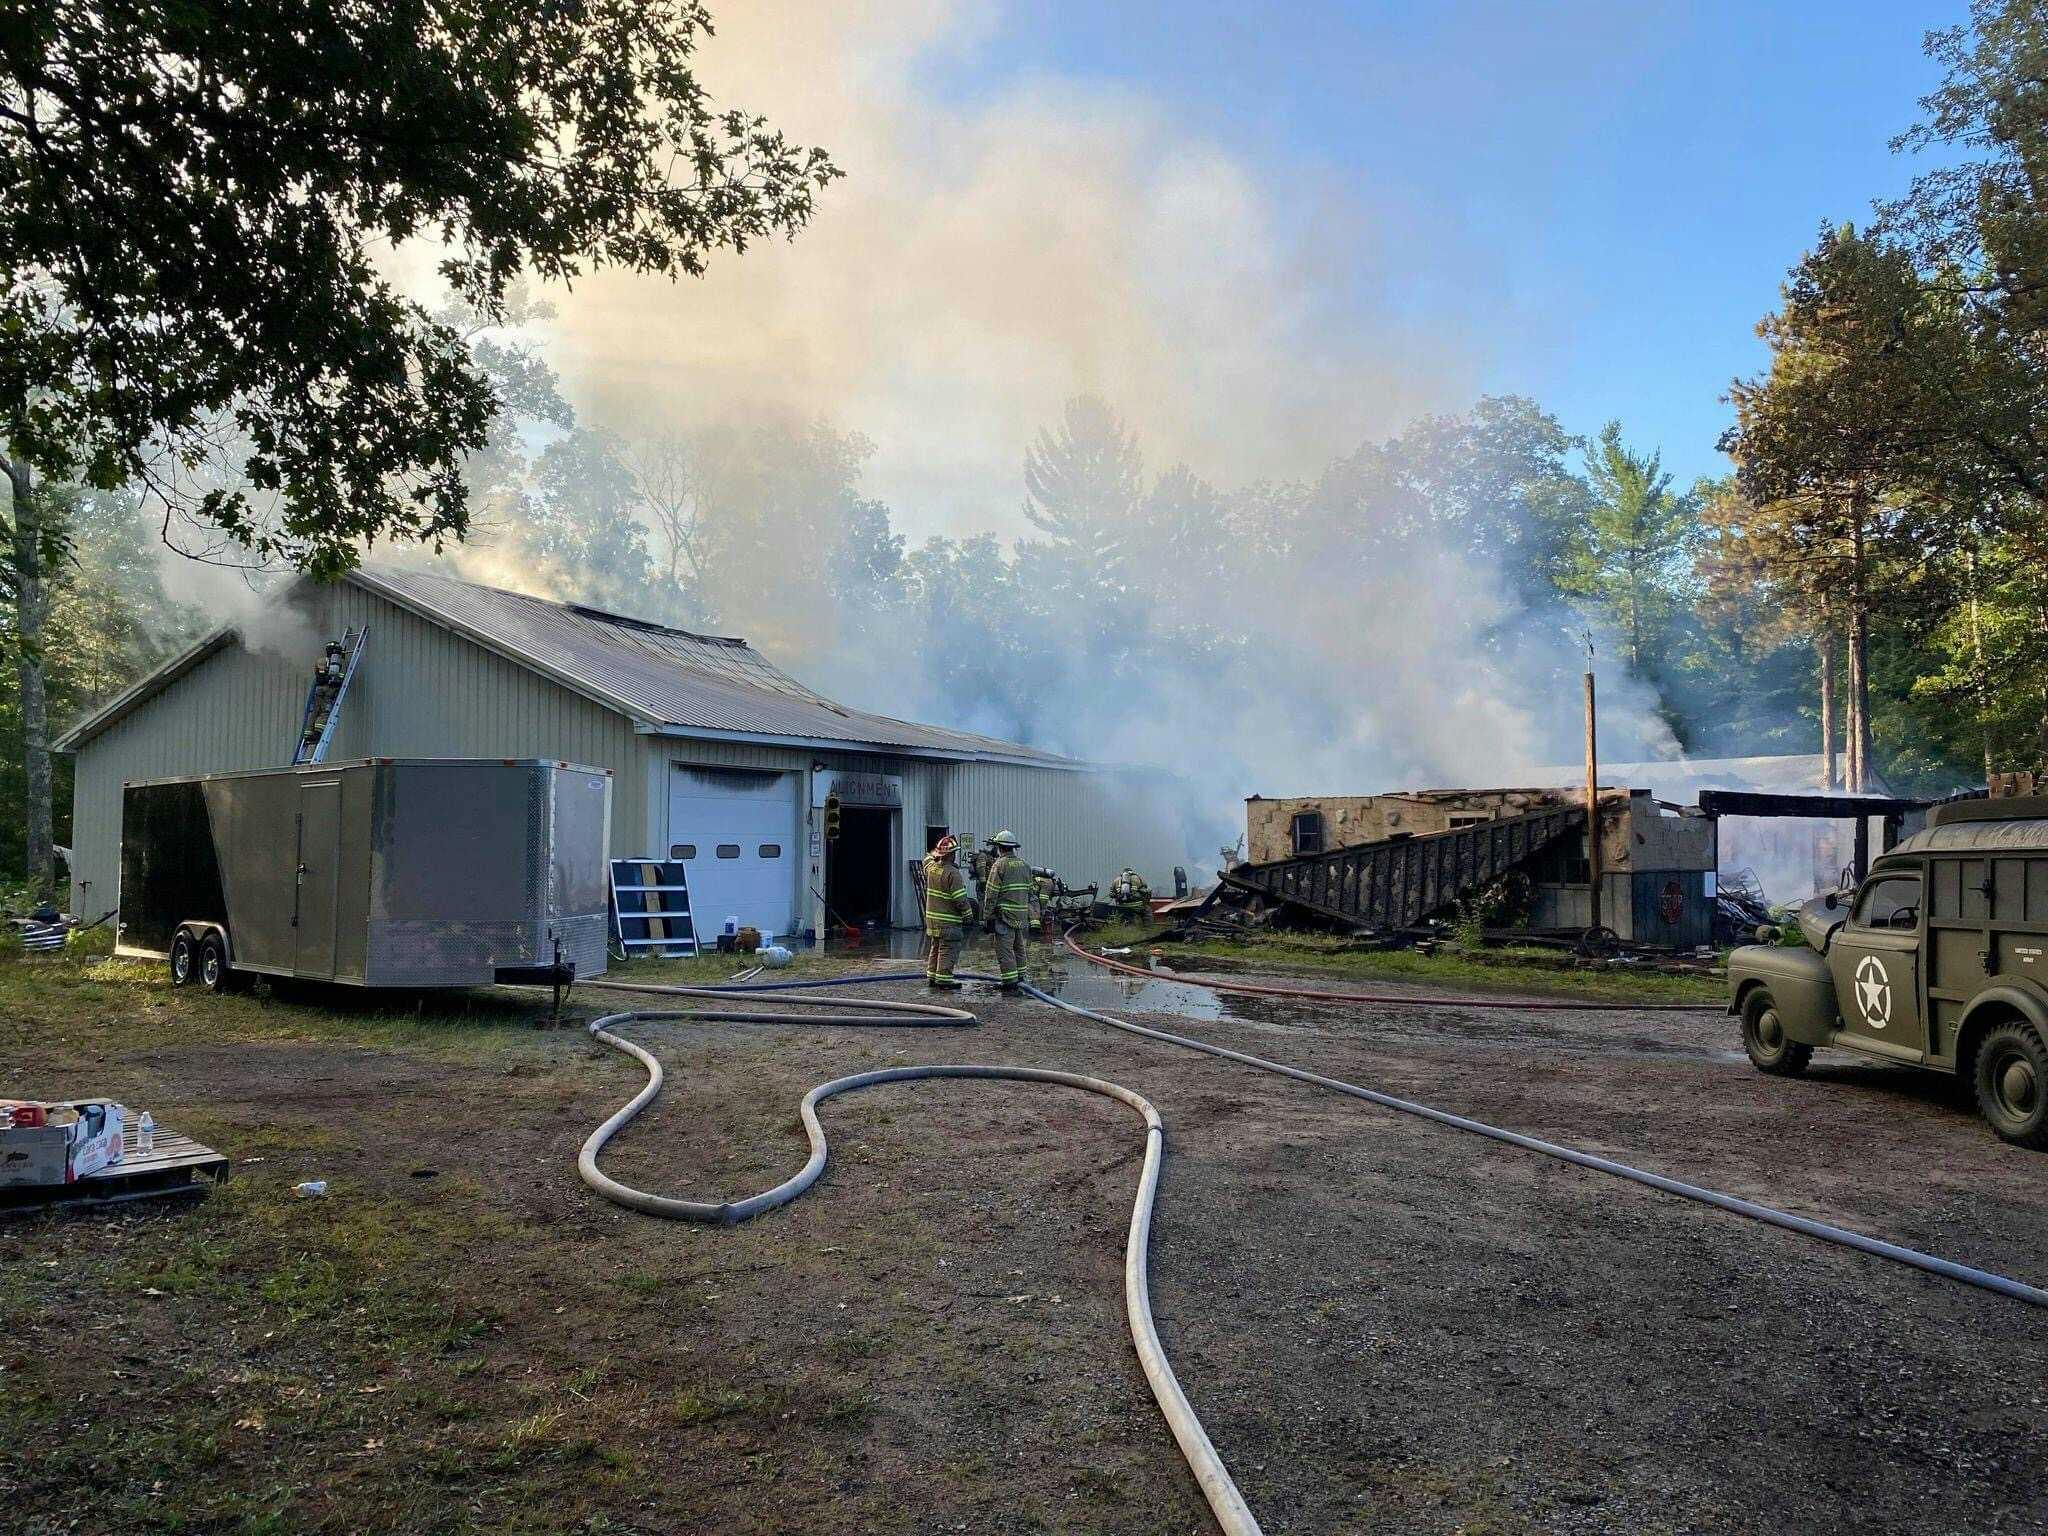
1851,875 -> 1921,932
715,844 -> 741,860
758,843 -> 782,859
669,843 -> 697,860
1290,811 -> 1325,856
1931,860 -> 1963,920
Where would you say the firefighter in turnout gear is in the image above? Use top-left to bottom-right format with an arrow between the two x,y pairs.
921,835 -> 974,989
983,830 -> 1035,991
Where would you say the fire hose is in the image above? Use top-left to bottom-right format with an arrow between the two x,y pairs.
568,962 -> 2046,1536
572,978 -> 1263,1535
1019,967 -> 2048,1311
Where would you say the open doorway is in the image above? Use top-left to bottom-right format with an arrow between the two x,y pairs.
827,806 -> 895,928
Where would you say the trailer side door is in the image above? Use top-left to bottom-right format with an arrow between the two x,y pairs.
294,779 -> 343,979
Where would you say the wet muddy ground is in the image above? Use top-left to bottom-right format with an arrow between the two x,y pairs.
4,948 -> 2045,1533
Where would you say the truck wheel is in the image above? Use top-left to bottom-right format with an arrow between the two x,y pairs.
1741,988 -> 1812,1077
1974,1022 -> 2048,1149
168,932 -> 196,988
198,934 -> 235,995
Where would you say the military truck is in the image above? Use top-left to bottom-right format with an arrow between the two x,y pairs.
1728,796 -> 2048,1147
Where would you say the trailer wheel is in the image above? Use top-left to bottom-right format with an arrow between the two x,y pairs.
1741,987 -> 1812,1077
198,933 -> 235,995
168,932 -> 196,988
1974,1021 -> 2048,1149
1577,925 -> 1619,959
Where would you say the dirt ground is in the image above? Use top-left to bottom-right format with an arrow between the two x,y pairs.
4,947 -> 2046,1534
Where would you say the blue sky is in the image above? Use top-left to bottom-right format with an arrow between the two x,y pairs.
918,0 -> 1966,488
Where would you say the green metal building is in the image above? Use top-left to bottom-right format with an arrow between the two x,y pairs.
57,567 -> 1186,944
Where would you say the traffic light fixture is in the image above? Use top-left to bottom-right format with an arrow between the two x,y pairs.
823,792 -> 842,841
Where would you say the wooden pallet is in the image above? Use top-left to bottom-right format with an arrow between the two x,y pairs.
0,1122 -> 230,1216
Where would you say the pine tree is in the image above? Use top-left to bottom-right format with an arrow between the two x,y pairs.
1021,397 -> 1144,575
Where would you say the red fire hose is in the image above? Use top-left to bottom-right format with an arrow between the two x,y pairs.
1064,932 -> 1723,1013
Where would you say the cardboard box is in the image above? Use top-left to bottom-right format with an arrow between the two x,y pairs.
0,1100 -> 126,1187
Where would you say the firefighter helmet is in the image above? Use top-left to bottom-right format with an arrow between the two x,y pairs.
931,834 -> 959,857
992,830 -> 1020,849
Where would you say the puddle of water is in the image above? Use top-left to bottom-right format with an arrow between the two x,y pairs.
822,928 -> 930,961
1032,966 -> 1227,1021
1035,954 -> 1747,1063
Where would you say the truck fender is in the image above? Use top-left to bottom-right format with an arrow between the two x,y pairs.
1956,983 -> 2048,1072
1727,945 -> 1836,1046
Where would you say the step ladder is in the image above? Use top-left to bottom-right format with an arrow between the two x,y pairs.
292,627 -> 368,765
610,858 -> 698,958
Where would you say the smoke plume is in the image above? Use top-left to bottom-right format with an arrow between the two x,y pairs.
537,1 -> 1467,540
150,1 -> 1691,878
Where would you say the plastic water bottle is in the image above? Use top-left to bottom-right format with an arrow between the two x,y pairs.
137,1111 -> 155,1154
293,1180 -> 328,1198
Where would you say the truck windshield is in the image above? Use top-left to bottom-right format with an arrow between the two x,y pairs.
1851,874 -> 1921,932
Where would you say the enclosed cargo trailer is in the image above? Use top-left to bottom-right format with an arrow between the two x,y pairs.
117,759 -> 611,989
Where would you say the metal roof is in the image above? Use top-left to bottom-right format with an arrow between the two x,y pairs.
51,629 -> 238,753
1531,754 -> 1899,800
58,565 -> 1081,768
1889,819 -> 2048,856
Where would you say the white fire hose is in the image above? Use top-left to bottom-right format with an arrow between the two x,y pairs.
567,959 -> 2048,1536
573,981 -> 1263,1535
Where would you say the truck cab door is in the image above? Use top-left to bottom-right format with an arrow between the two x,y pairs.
1826,870 -> 1924,1061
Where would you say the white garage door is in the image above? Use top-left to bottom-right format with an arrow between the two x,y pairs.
667,766 -> 799,940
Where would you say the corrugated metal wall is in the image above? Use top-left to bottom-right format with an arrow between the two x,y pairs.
637,747 -> 1194,934
69,640 -> 307,917
69,585 -> 644,915
70,581 -> 1198,934
899,760 -> 1187,928
320,584 -> 644,835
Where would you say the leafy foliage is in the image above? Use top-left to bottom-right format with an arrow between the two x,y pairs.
1,0 -> 837,574
1565,423 -> 1701,672
0,482 -> 206,882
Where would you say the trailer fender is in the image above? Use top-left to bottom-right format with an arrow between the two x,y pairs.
175,920 -> 233,967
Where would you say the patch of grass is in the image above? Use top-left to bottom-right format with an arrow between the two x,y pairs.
667,1386 -> 764,1427
1069,1463 -> 1129,1505
0,946 -> 563,1071
0,951 -> 871,1535
97,1175 -> 513,1363
491,1407 -> 569,1468
596,947 -> 874,988
824,1326 -> 890,1365
1085,922 -> 1724,1004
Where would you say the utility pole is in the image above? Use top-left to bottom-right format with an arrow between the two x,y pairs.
1583,632 -> 1601,935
